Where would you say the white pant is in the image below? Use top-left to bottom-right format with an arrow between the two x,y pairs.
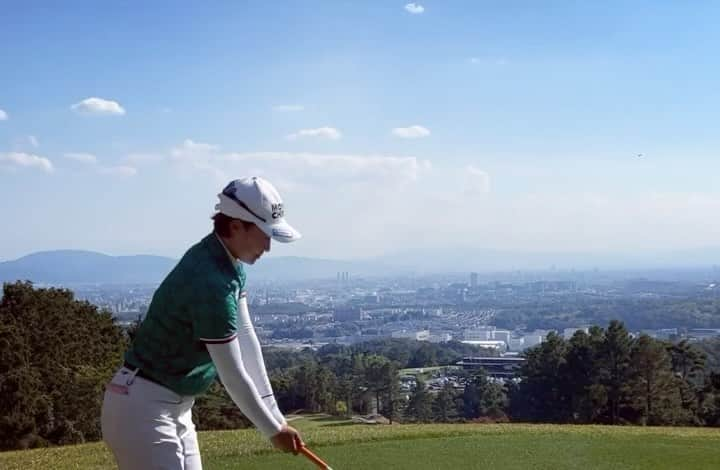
101,367 -> 202,470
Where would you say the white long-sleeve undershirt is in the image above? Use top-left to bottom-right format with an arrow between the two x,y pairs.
207,339 -> 282,439
236,296 -> 287,426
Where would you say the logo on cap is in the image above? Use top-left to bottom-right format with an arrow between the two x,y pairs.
271,203 -> 284,219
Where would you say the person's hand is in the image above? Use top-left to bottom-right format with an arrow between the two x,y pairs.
270,424 -> 304,454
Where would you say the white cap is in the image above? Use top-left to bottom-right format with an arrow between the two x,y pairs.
214,176 -> 301,243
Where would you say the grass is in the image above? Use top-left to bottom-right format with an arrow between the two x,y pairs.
1,415 -> 719,469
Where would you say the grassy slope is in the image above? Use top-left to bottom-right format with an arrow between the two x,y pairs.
1,416 -> 718,470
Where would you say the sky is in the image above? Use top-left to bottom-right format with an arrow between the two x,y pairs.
2,1 -> 720,263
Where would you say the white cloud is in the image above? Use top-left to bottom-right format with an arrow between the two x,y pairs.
125,153 -> 165,164
286,127 -> 342,141
391,125 -> 430,139
129,139 -> 431,189
64,152 -> 137,176
12,135 -> 39,150
273,105 -> 304,112
0,109 -> 8,121
64,152 -> 98,164
223,151 -> 430,189
463,165 -> 491,195
70,97 -> 126,116
0,152 -> 53,172
171,139 -> 219,158
405,3 -> 425,14
468,57 -> 509,66
98,165 -> 137,177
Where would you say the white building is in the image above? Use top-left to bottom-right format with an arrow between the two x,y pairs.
464,327 -> 510,341
563,327 -> 590,340
460,340 -> 508,353
392,329 -> 431,341
428,333 -> 453,343
508,337 -> 525,352
522,332 -> 545,349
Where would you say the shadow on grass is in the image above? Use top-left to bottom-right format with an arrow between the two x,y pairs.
308,416 -> 352,423
322,422 -> 357,427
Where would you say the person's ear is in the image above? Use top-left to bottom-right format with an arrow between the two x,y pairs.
230,219 -> 247,236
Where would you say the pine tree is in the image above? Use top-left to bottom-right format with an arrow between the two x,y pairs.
669,340 -> 706,424
514,331 -> 568,421
628,335 -> 681,425
433,382 -> 458,422
406,377 -> 433,422
599,320 -> 633,424
563,327 -> 605,423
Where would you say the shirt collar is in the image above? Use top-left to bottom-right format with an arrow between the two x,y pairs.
215,233 -> 239,268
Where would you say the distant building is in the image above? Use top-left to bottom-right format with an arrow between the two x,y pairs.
460,340 -> 508,353
652,328 -> 679,340
333,308 -> 368,322
428,333 -> 453,343
563,326 -> 590,340
456,356 -> 525,378
464,327 -> 511,344
522,332 -> 545,349
470,272 -> 478,289
493,330 -> 511,344
391,329 -> 431,341
362,294 -> 380,304
508,337 -> 525,352
464,328 -> 494,341
687,329 -> 720,341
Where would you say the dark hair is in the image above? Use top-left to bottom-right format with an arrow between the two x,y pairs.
212,213 -> 253,237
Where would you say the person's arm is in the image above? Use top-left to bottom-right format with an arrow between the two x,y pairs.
236,293 -> 287,425
194,281 -> 287,440
206,339 -> 282,438
206,338 -> 282,438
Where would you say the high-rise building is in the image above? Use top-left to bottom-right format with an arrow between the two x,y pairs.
470,272 -> 478,289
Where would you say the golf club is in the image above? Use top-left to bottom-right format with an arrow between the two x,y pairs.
299,445 -> 334,470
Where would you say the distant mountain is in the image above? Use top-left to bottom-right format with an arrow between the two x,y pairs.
245,256 -> 411,281
0,250 -> 409,285
0,250 -> 177,284
2,246 -> 718,286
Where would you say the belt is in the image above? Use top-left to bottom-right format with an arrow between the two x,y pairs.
123,361 -> 162,386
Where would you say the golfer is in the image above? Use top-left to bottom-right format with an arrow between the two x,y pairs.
102,176 -> 304,469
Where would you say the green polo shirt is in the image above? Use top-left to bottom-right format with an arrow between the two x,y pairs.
124,233 -> 246,396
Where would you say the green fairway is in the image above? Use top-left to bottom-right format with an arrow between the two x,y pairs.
1,416 -> 718,469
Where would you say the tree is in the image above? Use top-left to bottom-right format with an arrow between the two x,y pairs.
628,335 -> 682,425
669,340 -> 706,424
315,366 -> 337,414
407,343 -> 438,368
405,377 -> 433,422
0,282 -> 126,450
700,372 -> 720,426
513,332 -> 568,422
598,321 -> 633,424
562,327 -> 606,423
363,355 -> 389,415
463,368 -> 507,420
433,382 -> 458,422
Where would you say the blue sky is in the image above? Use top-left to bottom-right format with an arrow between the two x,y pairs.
2,1 -> 720,262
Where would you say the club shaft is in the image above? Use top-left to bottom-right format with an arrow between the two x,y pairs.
300,446 -> 331,469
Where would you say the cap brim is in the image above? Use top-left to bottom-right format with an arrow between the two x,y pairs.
261,218 -> 302,243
